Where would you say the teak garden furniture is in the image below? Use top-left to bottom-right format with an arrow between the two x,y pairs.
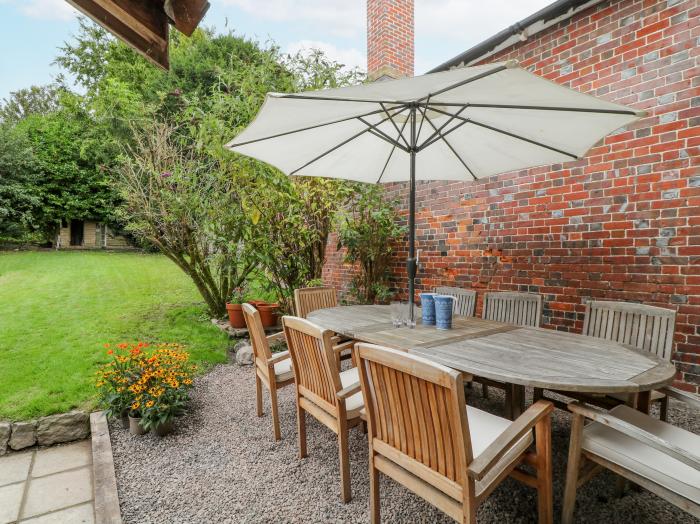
535,300 -> 677,419
478,292 -> 543,408
282,316 -> 365,502
435,286 -> 477,317
242,303 -> 294,441
307,305 -> 676,421
355,342 -> 555,523
561,386 -> 700,522
294,286 -> 354,364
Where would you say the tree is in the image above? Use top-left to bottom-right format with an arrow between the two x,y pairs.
0,85 -> 62,124
337,185 -> 405,304
116,121 -> 256,317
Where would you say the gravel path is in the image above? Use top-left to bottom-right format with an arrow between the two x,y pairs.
111,362 -> 699,524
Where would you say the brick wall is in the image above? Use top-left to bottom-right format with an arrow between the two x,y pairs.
324,0 -> 700,392
367,0 -> 414,80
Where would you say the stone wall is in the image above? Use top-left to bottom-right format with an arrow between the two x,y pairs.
0,411 -> 90,455
323,0 -> 700,392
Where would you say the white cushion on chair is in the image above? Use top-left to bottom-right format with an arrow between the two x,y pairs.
273,351 -> 293,382
339,367 -> 364,418
467,406 -> 533,496
582,404 -> 700,502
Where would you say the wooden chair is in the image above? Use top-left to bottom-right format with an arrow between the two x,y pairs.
355,342 -> 554,524
435,286 -> 476,317
282,316 -> 365,502
294,286 -> 338,318
478,292 -> 542,403
294,286 -> 354,364
536,301 -> 677,420
242,303 -> 294,441
562,387 -> 700,523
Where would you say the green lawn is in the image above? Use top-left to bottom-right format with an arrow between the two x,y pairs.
0,250 -> 231,421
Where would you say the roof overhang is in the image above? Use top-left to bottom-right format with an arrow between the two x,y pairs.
65,0 -> 210,70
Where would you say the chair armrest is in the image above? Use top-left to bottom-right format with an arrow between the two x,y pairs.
266,331 -> 285,344
267,350 -> 290,366
333,340 -> 355,354
568,402 -> 700,470
468,400 -> 553,481
659,386 -> 700,410
336,381 -> 361,401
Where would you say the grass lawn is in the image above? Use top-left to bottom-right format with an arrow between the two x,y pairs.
0,250 -> 232,421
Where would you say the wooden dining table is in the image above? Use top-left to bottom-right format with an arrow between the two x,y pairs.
307,305 -> 677,418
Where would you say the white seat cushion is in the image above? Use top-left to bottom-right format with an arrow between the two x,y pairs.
467,406 -> 533,496
273,351 -> 293,382
582,404 -> 700,502
339,367 -> 364,418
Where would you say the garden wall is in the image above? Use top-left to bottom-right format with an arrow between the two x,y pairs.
322,0 -> 700,392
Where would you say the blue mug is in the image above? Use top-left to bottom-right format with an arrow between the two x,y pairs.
434,295 -> 455,330
420,293 -> 436,325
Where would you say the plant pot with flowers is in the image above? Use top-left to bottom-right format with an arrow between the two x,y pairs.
128,408 -> 148,435
256,302 -> 280,328
96,343 -> 138,430
226,286 -> 247,328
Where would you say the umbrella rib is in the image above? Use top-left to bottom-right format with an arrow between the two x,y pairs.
422,102 -> 640,116
289,105 -> 408,176
380,102 -> 410,150
415,64 -> 508,102
358,116 -> 410,152
228,107 -> 389,148
428,106 -> 579,159
278,94 -> 400,104
417,105 -> 468,151
415,94 -> 431,141
419,106 -> 478,180
418,118 -> 470,151
377,115 -> 410,184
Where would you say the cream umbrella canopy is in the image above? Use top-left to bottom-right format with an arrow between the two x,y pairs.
226,60 -> 644,324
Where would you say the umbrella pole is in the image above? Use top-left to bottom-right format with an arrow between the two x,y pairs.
407,104 -> 417,326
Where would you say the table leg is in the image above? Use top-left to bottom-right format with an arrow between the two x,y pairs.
505,384 -> 526,420
636,391 -> 651,415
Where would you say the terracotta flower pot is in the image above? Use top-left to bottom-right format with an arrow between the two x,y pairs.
129,414 -> 148,436
226,303 -> 246,328
248,300 -> 267,309
257,303 -> 279,328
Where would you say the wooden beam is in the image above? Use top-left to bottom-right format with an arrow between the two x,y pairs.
66,0 -> 169,69
164,0 -> 210,36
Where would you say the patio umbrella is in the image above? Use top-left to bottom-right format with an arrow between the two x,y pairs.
226,60 -> 644,323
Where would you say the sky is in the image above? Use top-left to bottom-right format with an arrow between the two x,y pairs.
0,0 -> 554,101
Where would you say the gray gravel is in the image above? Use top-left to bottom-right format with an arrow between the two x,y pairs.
110,363 -> 699,524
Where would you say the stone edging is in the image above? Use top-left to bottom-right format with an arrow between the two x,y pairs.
0,410 -> 90,454
91,411 -> 123,524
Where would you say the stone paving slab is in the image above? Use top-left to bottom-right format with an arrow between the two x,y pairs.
0,439 -> 95,524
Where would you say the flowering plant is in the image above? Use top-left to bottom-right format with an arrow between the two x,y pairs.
96,342 -> 196,431
229,284 -> 248,305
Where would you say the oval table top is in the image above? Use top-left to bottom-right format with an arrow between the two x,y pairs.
307,305 -> 677,394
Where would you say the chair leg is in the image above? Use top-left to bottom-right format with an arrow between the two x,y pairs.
297,402 -> 307,458
338,424 -> 352,502
255,374 -> 263,417
533,387 -> 544,403
269,383 -> 281,441
562,413 -> 584,524
369,454 -> 380,524
535,415 -> 553,524
659,395 -> 669,422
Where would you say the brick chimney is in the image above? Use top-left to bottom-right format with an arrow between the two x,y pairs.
367,0 -> 414,81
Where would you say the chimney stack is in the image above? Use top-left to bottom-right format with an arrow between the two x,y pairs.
367,0 -> 414,81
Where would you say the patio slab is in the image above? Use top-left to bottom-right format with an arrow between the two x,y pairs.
0,440 -> 95,524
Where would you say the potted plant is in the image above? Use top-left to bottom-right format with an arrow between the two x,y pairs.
128,405 -> 148,435
226,285 -> 247,328
96,344 -> 138,430
139,345 -> 196,437
257,302 -> 280,328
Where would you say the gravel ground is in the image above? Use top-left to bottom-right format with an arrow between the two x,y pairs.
111,362 -> 699,524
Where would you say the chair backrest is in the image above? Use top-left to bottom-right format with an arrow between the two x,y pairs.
482,291 -> 542,327
356,342 -> 473,498
435,286 -> 476,317
294,286 -> 338,318
582,301 -> 676,360
242,303 -> 272,375
282,315 -> 341,414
